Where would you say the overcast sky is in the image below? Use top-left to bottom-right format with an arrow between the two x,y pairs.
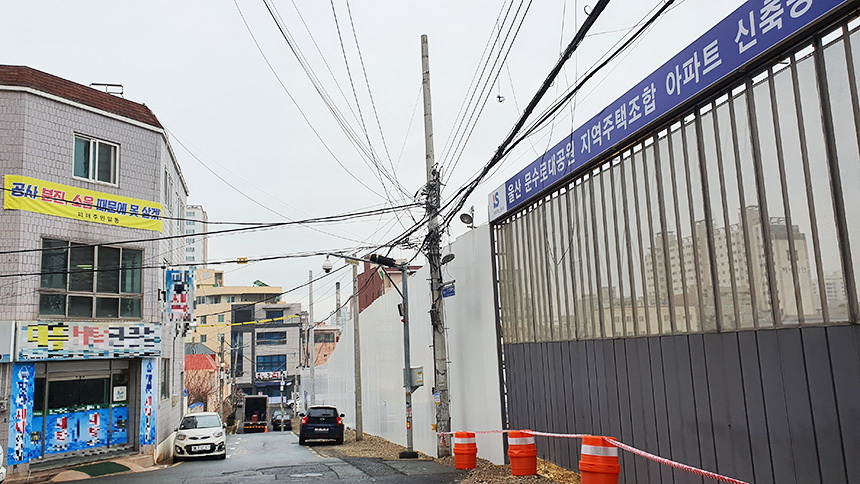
2,0 -> 743,319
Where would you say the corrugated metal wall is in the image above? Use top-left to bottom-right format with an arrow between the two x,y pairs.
504,325 -> 860,483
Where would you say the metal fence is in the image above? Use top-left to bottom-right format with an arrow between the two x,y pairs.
495,15 -> 860,343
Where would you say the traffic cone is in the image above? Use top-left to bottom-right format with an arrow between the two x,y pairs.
453,431 -> 477,469
507,430 -> 537,476
579,436 -> 620,484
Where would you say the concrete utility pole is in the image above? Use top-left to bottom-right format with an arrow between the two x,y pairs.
351,259 -> 364,440
335,282 -> 341,327
218,333 -> 225,419
399,263 -> 418,458
308,270 -> 316,407
421,34 -> 452,457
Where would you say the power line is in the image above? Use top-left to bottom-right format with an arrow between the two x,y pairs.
442,0 -> 534,184
232,0 -> 390,201
0,203 -> 421,256
262,0 -> 409,200
0,249 -> 375,279
436,0 -> 616,229
516,0 -> 678,142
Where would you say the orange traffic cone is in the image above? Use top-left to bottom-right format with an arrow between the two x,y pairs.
579,436 -> 620,484
453,431 -> 478,469
507,430 -> 537,476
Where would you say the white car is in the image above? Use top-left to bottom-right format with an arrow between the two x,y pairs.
173,412 -> 227,460
0,443 -> 6,482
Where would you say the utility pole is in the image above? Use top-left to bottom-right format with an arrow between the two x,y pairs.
218,333 -> 225,419
335,282 -> 341,328
351,258 -> 364,440
421,33 -> 451,457
308,270 -> 316,407
399,262 -> 418,458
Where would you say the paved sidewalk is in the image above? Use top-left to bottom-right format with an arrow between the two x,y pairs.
6,454 -> 167,484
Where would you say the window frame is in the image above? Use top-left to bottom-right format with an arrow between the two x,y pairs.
73,134 -> 120,186
38,238 -> 144,320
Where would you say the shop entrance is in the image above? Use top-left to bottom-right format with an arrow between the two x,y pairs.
32,360 -> 132,458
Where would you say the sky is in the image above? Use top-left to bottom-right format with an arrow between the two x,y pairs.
2,0 -> 744,319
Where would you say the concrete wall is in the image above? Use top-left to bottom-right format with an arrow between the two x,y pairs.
319,225 -> 505,463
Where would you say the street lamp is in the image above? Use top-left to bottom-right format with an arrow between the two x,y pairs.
324,252 -> 419,458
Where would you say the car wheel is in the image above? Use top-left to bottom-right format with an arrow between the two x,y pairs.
218,453 -> 227,460
299,436 -> 306,445
335,436 -> 343,445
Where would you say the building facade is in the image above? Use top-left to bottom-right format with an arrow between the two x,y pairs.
183,205 -> 208,267
490,3 -> 860,483
357,261 -> 421,313
0,66 -> 188,472
191,269 -> 302,418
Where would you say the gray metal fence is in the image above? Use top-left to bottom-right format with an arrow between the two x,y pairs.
493,9 -> 860,484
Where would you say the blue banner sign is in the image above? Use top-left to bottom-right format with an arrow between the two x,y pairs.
489,0 -> 848,220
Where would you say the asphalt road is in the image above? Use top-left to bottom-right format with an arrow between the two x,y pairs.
75,431 -> 464,483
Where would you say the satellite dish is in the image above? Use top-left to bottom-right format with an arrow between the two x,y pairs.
441,253 -> 456,265
459,213 -> 474,226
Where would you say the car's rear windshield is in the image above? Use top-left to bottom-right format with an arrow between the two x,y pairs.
308,408 -> 337,417
179,415 -> 221,429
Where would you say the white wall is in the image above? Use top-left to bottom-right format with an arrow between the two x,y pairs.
318,224 -> 505,463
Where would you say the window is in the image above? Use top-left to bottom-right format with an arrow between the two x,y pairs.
209,296 -> 221,304
200,334 -> 207,343
226,296 -> 236,303
258,332 -> 286,345
186,238 -> 195,243
256,355 -> 286,372
186,230 -> 195,235
266,310 -> 284,322
314,333 -> 335,343
217,314 -> 225,323
199,315 -> 207,324
160,358 -> 170,399
186,256 -> 194,262
39,239 -> 143,318
74,135 -> 118,184
186,221 -> 195,226
179,414 -> 221,429
186,247 -> 195,252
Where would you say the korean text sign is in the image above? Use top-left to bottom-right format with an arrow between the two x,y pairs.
3,174 -> 163,231
489,0 -> 848,220
17,321 -> 162,360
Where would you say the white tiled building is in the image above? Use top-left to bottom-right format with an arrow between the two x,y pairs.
184,204 -> 208,267
0,65 -> 188,473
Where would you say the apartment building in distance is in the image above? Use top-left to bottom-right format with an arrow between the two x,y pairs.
183,204 -> 208,266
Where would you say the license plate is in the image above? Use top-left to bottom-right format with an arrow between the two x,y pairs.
314,428 -> 329,433
191,445 -> 211,452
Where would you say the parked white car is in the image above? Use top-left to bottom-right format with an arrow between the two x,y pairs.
0,443 -> 6,482
173,412 -> 227,460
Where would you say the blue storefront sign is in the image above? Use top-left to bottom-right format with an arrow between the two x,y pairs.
490,0 -> 849,220
139,359 -> 157,446
7,363 -> 36,465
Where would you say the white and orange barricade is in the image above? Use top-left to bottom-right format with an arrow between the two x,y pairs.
507,430 -> 538,476
453,431 -> 478,469
579,435 -> 620,484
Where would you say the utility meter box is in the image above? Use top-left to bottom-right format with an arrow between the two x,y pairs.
405,366 -> 424,389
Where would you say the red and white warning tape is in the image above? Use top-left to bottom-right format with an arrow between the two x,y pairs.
603,437 -> 748,484
437,429 -> 749,484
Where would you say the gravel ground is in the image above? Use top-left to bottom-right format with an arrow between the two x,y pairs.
310,429 -> 580,484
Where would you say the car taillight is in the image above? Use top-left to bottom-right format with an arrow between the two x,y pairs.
301,416 -> 308,425
336,417 -> 343,425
